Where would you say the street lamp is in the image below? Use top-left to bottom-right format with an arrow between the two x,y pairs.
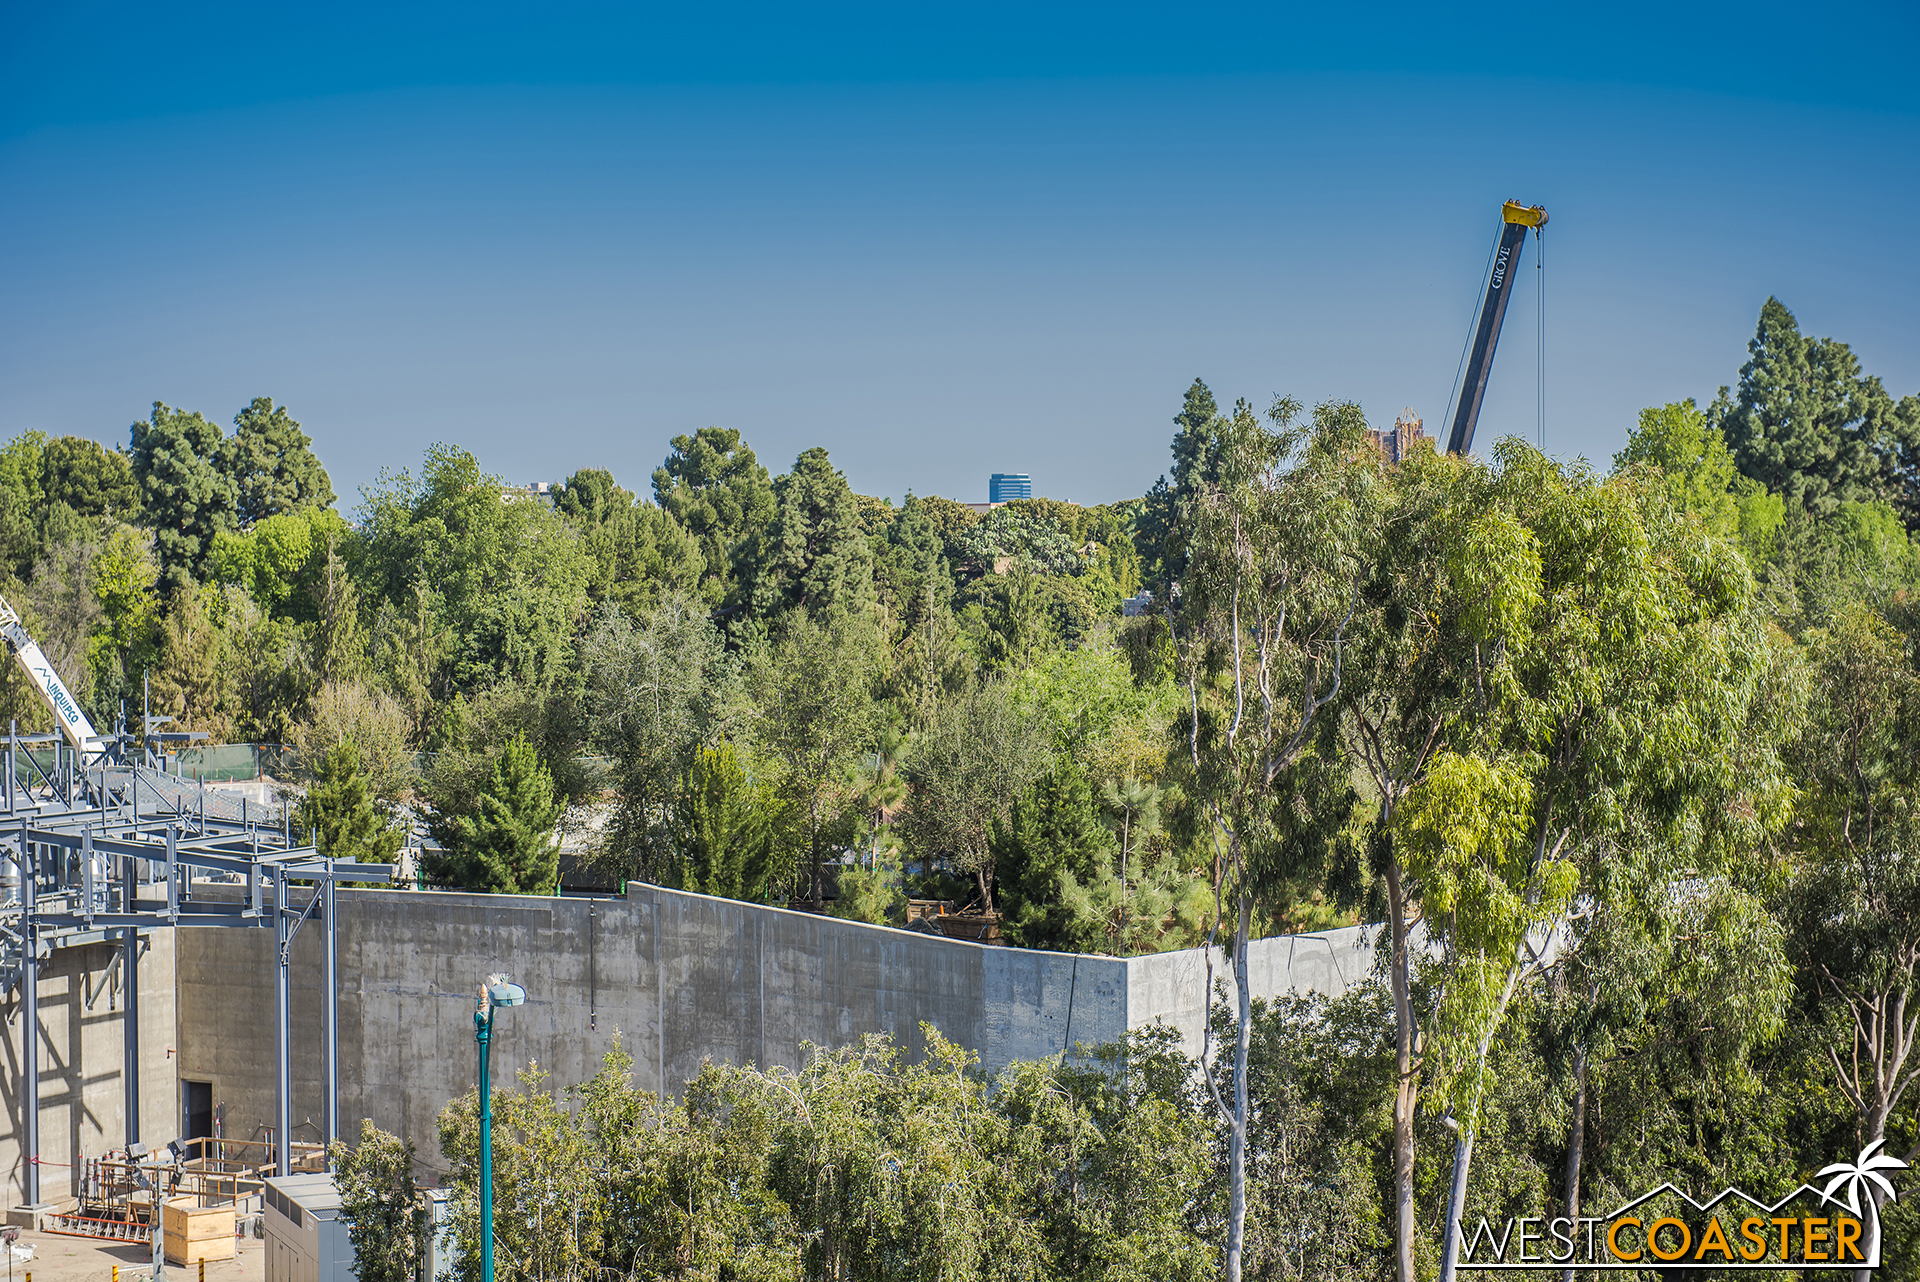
475,973 -> 526,1282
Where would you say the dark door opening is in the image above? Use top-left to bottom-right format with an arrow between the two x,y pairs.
183,1080 -> 213,1140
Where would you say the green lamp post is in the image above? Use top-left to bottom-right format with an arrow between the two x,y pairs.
475,973 -> 526,1282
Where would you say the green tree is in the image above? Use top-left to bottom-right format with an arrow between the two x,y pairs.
1336,437 -> 1796,1282
11,542 -> 102,730
1783,602 -> 1920,1238
129,402 -> 235,593
148,586 -> 229,740
581,597 -> 727,882
87,525 -> 161,706
743,611 -> 880,904
1175,396 -> 1372,1282
993,763 -> 1117,952
42,436 -> 137,523
902,679 -> 1053,913
358,445 -> 592,694
425,732 -> 562,894
1138,378 -> 1222,589
669,741 -> 771,900
298,740 -> 405,865
207,506 -> 352,616
0,431 -> 48,517
291,679 -> 414,802
1614,400 -> 1784,561
329,1119 -> 421,1282
552,467 -> 632,525
218,397 -> 335,524
651,427 -> 777,610
1713,298 -> 1916,520
583,502 -> 704,612
748,446 -> 876,627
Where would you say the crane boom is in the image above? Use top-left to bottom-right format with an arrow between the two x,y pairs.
0,593 -> 101,753
1446,200 -> 1547,456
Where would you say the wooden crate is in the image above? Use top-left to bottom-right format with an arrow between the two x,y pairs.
163,1198 -> 236,1266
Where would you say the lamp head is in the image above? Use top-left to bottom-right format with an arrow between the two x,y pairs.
485,973 -> 526,1009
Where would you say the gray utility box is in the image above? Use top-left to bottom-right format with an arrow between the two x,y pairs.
264,1174 -> 353,1282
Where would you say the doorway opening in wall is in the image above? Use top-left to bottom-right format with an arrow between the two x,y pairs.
183,1080 -> 213,1141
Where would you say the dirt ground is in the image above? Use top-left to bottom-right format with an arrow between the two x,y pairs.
2,1228 -> 262,1282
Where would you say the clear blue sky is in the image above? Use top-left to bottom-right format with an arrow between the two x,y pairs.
3,1 -> 1916,508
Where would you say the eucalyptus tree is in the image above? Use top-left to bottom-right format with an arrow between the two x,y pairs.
1783,602 -> 1920,1273
1174,396 -> 1375,1282
1342,441 -> 1795,1282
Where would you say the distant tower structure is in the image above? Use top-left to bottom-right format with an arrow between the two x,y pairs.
1366,410 -> 1428,466
989,473 -> 1032,503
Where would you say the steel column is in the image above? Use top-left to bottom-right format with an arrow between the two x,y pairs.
274,868 -> 291,1178
123,845 -> 140,1149
323,872 -> 338,1156
20,828 -> 39,1208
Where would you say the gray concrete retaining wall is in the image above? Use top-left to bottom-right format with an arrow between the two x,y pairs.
176,883 -> 1376,1176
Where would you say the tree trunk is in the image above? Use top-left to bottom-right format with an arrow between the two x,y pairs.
1387,858 -> 1419,1282
1439,1120 -> 1475,1282
1562,1043 -> 1588,1282
1226,887 -> 1253,1282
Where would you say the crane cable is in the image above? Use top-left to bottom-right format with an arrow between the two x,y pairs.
1536,225 -> 1546,450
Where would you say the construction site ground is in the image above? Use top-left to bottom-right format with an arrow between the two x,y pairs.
2,1227 -> 261,1282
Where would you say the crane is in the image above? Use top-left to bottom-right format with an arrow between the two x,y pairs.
0,592 -> 104,756
1446,200 -> 1547,456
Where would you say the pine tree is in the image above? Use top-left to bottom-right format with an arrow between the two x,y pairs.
298,740 -> 403,865
670,742 -> 770,900
130,402 -> 234,594
1714,298 -> 1908,519
651,427 -> 778,609
553,467 -> 632,525
749,447 -> 876,625
42,436 -> 137,522
1138,378 -> 1222,591
426,733 -> 562,894
1168,376 -> 1221,498
993,763 -> 1118,952
219,397 -> 335,525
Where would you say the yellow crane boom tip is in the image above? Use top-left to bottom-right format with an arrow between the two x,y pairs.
1503,201 -> 1548,228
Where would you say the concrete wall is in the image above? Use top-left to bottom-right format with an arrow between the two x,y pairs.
0,929 -> 177,1206
176,883 -> 1375,1176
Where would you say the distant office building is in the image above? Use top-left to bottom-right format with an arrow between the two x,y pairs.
1366,410 -> 1429,466
989,473 -> 1032,503
501,481 -> 555,505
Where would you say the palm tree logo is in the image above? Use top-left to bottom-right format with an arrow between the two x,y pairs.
1817,1139 -> 1908,1263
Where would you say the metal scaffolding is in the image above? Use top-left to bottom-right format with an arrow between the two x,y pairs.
1,728 -> 394,1210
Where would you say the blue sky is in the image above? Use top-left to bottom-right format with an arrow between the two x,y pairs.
3,2 -> 1916,508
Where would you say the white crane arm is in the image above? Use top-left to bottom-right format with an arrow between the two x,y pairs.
0,593 -> 100,753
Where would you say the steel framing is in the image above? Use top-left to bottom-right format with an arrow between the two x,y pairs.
1,732 -> 393,1208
